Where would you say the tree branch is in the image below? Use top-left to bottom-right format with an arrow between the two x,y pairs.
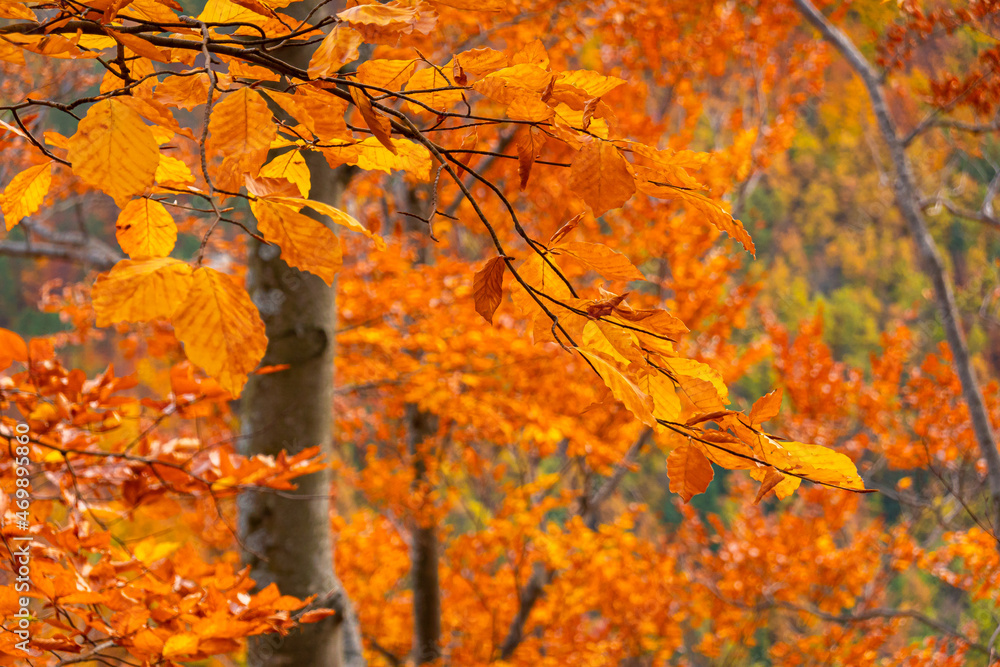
793,0 -> 1000,547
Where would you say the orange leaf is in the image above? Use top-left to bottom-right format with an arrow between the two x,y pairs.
753,467 -> 787,505
668,441 -> 714,502
265,195 -> 385,250
0,327 -> 28,371
206,87 -> 275,191
577,347 -> 655,426
250,197 -> 343,286
750,388 -> 782,428
307,24 -> 363,79
171,267 -> 267,397
569,140 -> 635,217
552,241 -> 644,282
472,256 -> 506,324
349,85 -> 396,154
516,126 -> 543,190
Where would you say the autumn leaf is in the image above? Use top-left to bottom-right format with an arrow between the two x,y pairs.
1,161 -> 51,230
250,197 -> 343,285
115,198 -> 177,259
265,195 -> 386,250
577,347 -> 655,426
92,257 -> 193,326
67,99 -> 159,207
667,441 -> 714,502
206,87 -> 275,191
753,467 -> 786,504
569,140 -> 635,217
336,1 -> 435,43
357,58 -> 418,91
516,126 -> 543,190
259,150 -> 311,198
349,85 -> 396,154
405,65 -> 464,114
0,327 -> 28,371
750,388 -> 782,428
171,267 -> 267,397
552,241 -> 645,282
472,256 -> 506,324
307,24 -> 363,79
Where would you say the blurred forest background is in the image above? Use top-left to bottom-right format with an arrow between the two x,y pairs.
3,0 -> 1000,665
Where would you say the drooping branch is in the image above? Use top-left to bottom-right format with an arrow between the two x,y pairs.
793,0 -> 1000,545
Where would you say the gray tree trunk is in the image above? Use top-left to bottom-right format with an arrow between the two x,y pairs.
240,157 -> 364,667
237,1 -> 366,663
793,0 -> 1000,540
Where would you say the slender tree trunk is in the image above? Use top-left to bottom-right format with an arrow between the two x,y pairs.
407,404 -> 442,664
398,182 -> 442,664
793,0 -> 1000,540
240,157 -> 364,667
237,1 -> 365,663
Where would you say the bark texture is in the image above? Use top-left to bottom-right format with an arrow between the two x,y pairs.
237,1 -> 365,662
793,0 -> 1000,539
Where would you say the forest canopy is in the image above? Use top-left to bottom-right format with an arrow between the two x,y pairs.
1,0 -> 1000,665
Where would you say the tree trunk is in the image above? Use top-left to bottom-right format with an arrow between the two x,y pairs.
239,157 -> 364,667
237,1 -> 365,661
406,404 -> 442,664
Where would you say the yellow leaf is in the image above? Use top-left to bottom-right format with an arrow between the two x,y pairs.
307,24 -> 363,79
582,319 -> 644,367
250,198 -> 342,285
577,347 -> 655,426
162,632 -> 199,659
511,39 -> 549,69
473,64 -> 552,105
668,441 -> 714,502
2,162 -> 52,230
0,0 -> 36,20
569,140 -> 635,217
260,150 -> 310,197
92,257 -> 193,326
552,241 -> 644,281
105,28 -> 170,63
153,72 -> 210,111
172,267 -> 267,397
506,93 -> 554,122
67,99 -> 159,207
556,70 -> 626,97
206,87 -> 275,191
356,58 -> 417,91
115,198 -> 177,259
155,153 -> 196,186
663,357 -> 729,406
405,65 -> 464,114
761,438 -> 867,491
265,195 -> 385,250
635,367 -> 681,422
472,255 -> 506,324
